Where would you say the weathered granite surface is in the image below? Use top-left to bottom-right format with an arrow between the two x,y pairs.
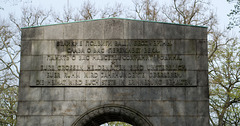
17,18 -> 209,126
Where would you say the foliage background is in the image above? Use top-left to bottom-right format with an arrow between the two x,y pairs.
0,0 -> 239,126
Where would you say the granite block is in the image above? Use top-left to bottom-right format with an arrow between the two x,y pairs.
64,23 -> 83,39
44,25 -> 64,39
17,102 -> 29,115
19,71 -> 30,87
22,27 -> 44,40
150,101 -> 173,116
17,116 -> 41,126
163,24 -> 185,39
197,71 -> 208,87
185,26 -> 207,39
161,116 -> 176,126
63,116 -> 79,126
143,22 -> 164,39
20,56 -> 32,70
104,19 -> 124,39
29,101 -> 52,115
197,55 -> 208,70
198,101 -> 209,116
107,87 -> 141,100
53,101 -> 86,116
124,20 -> 144,39
148,117 -> 161,126
41,87 -> 64,101
65,88 -> 86,100
125,101 -> 151,115
21,41 -> 32,56
40,116 -> 64,126
197,39 -> 208,55
18,87 -> 41,101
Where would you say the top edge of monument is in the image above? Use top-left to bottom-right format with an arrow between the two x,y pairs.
21,17 -> 208,29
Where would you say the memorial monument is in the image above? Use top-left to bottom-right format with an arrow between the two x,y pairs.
17,18 -> 209,126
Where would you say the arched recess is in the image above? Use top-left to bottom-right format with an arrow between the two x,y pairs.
71,104 -> 153,126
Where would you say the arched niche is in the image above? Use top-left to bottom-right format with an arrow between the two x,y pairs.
71,105 -> 153,126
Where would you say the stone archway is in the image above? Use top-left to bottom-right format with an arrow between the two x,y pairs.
71,105 -> 153,126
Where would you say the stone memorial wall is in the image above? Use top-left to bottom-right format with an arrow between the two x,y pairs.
17,18 -> 209,126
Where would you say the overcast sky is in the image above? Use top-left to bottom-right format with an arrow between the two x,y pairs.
0,0 -> 235,30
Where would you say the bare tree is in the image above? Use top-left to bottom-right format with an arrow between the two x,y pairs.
0,71 -> 18,126
51,0 -> 101,23
79,0 -> 98,20
0,1 -> 239,126
100,3 -> 124,18
130,0 -> 160,21
209,37 -> 240,126
52,5 -> 81,23
227,0 -> 240,30
0,20 -> 19,79
0,7 -> 52,125
0,19 -> 18,126
10,6 -> 52,30
159,0 -> 225,67
161,0 -> 217,32
0,0 -> 31,10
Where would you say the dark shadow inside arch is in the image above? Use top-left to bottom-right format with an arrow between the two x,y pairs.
71,105 -> 153,126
